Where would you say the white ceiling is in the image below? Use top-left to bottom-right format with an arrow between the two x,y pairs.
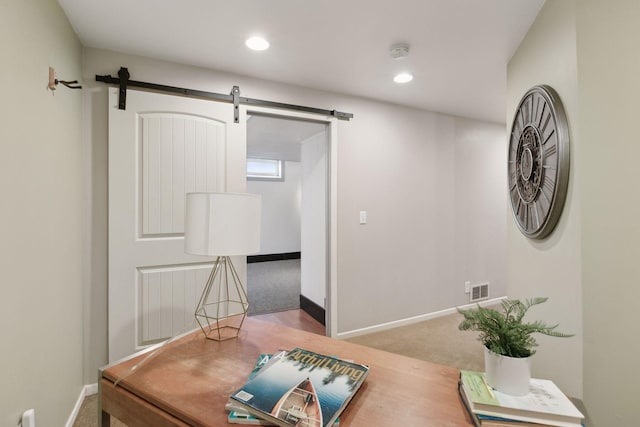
58,0 -> 543,124
247,115 -> 326,161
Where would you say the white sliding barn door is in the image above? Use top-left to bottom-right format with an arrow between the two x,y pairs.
108,88 -> 246,361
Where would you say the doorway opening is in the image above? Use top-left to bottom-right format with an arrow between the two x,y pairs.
245,112 -> 330,332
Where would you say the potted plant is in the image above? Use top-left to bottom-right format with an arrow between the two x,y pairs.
457,297 -> 573,396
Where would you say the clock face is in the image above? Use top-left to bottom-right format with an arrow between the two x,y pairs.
508,85 -> 570,239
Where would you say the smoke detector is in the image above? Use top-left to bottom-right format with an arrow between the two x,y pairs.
390,43 -> 410,60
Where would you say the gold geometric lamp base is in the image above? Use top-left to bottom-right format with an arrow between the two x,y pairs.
184,192 -> 261,341
195,256 -> 249,341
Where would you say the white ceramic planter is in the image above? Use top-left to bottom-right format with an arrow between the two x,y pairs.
484,347 -> 532,396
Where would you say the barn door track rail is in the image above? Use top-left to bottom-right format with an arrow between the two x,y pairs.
95,67 -> 353,123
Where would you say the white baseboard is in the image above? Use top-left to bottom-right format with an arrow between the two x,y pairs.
84,383 -> 98,396
336,296 -> 506,340
65,383 -> 98,427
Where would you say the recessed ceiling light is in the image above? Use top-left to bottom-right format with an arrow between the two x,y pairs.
246,36 -> 270,51
394,73 -> 414,84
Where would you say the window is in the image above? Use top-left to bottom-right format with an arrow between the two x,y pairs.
247,158 -> 284,181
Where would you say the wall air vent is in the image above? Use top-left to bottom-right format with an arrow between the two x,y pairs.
470,282 -> 489,303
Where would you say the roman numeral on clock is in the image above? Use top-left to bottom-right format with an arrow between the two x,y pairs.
544,142 -> 557,158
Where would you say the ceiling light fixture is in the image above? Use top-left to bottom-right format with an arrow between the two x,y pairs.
390,42 -> 413,83
246,36 -> 270,51
390,43 -> 410,60
394,73 -> 414,84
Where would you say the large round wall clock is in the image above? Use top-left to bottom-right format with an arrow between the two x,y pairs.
508,85 -> 569,239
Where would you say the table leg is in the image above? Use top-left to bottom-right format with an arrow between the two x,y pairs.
100,410 -> 110,426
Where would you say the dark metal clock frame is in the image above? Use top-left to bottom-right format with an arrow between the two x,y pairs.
508,85 -> 569,239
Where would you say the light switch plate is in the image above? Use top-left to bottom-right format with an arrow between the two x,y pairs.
359,211 -> 367,224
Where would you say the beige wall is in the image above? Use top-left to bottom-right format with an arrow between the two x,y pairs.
576,1 -> 640,425
0,0 -> 84,425
509,0 -> 640,423
82,48 -> 507,372
507,0 -> 583,398
337,103 -> 507,331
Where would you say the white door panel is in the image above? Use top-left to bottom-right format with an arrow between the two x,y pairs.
138,263 -> 212,346
139,113 -> 226,236
108,88 -> 246,361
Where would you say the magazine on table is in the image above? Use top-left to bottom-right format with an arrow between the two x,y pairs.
226,352 -> 287,422
230,348 -> 368,427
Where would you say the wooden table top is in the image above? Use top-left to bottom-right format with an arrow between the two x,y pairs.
101,316 -> 474,426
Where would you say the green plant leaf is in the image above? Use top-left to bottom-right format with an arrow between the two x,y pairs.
456,298 -> 573,358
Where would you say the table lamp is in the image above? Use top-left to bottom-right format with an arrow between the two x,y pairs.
185,192 -> 261,340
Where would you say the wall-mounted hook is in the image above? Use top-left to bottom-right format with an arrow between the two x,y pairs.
48,67 -> 82,93
58,79 -> 82,89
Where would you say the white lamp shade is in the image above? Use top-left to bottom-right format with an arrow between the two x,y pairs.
185,192 -> 261,256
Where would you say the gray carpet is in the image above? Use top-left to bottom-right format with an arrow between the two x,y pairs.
247,259 -> 301,316
345,311 -> 485,372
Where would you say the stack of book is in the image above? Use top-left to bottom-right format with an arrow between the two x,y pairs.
227,348 -> 369,426
458,370 -> 584,427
